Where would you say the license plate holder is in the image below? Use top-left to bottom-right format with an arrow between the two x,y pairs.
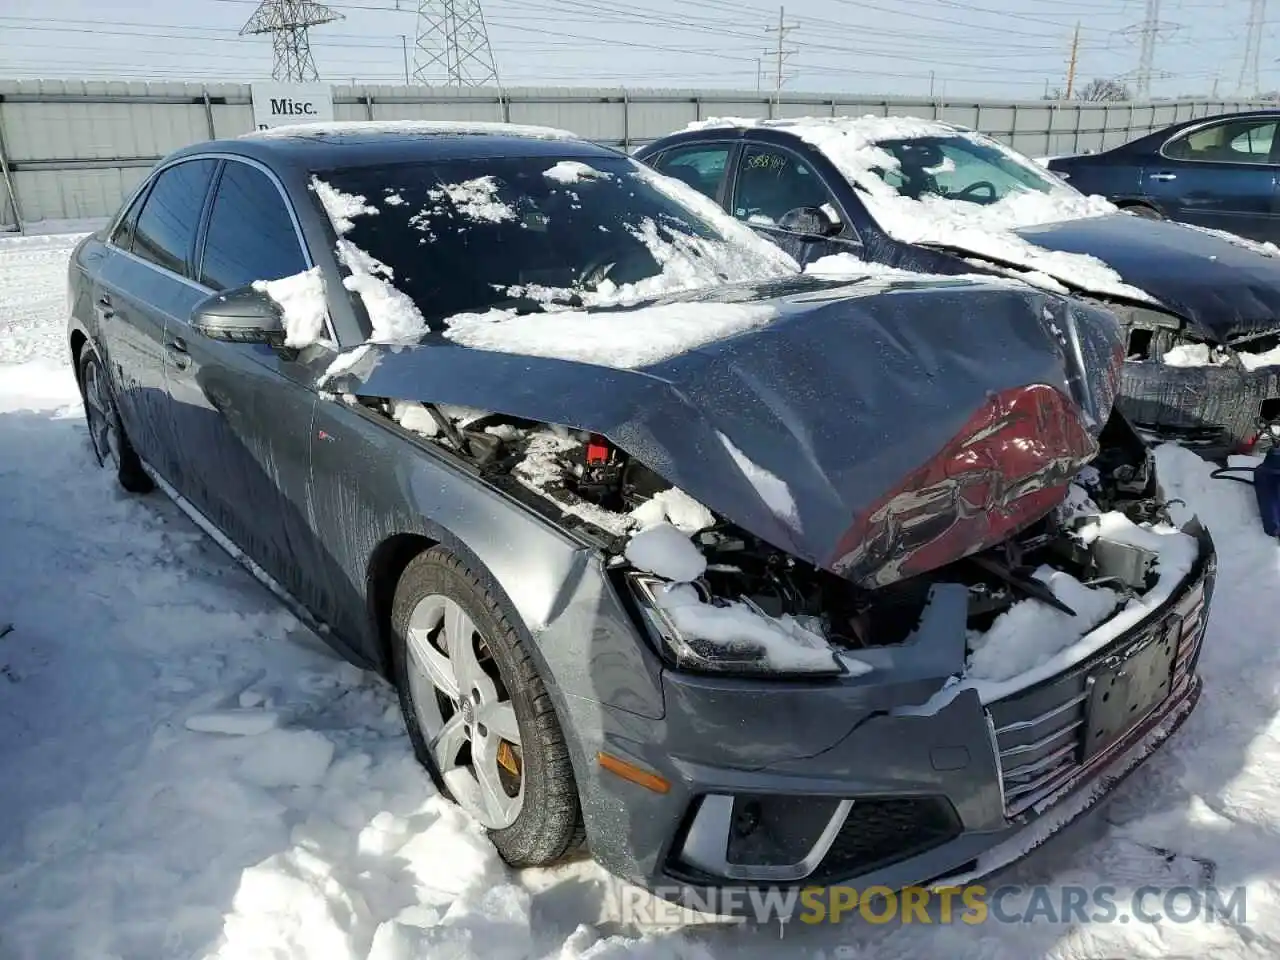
1083,620 -> 1180,759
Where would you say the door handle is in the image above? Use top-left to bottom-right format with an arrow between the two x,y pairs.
168,336 -> 187,353
1148,172 -> 1177,182
96,294 -> 114,319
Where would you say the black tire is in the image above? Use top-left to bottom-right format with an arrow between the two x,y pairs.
1123,204 -> 1163,220
390,545 -> 584,866
77,344 -> 153,494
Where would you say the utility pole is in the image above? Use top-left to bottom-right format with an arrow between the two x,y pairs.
765,5 -> 799,103
413,0 -> 501,87
240,0 -> 344,82
1239,0 -> 1266,95
400,34 -> 410,84
1065,21 -> 1080,100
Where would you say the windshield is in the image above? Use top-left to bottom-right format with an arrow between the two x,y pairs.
316,155 -> 794,327
870,135 -> 1063,205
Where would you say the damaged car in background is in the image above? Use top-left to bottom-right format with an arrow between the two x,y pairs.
67,121 -> 1215,902
638,115 -> 1280,457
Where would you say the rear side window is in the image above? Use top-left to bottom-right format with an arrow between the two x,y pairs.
1165,118 -> 1278,164
131,159 -> 217,277
200,161 -> 308,291
650,144 -> 732,201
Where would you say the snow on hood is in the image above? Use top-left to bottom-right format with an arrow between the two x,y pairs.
688,115 -> 1155,304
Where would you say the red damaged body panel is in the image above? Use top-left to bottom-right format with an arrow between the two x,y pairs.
832,383 -> 1098,588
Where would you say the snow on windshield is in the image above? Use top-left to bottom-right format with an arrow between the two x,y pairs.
689,116 -> 1155,303
425,176 -> 516,224
311,177 -> 428,345
542,160 -> 613,184
315,155 -> 798,367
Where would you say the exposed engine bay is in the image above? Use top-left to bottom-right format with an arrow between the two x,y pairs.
360,393 -> 1188,677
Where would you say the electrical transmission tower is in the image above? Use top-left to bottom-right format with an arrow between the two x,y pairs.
1239,0 -> 1267,95
240,0 -> 344,82
413,0 -> 501,86
1118,0 -> 1178,99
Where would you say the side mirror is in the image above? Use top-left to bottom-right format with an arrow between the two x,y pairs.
190,286 -> 285,345
777,205 -> 842,238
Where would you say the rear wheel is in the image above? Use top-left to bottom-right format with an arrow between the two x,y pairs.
390,545 -> 583,866
77,346 -> 152,494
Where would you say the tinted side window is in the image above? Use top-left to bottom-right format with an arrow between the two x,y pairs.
651,144 -> 732,201
1165,118 -> 1277,164
734,144 -> 838,227
132,159 -> 217,276
110,181 -> 150,252
200,161 -> 308,291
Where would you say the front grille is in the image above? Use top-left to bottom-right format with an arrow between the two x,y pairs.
989,568 -> 1210,819
813,797 -> 961,882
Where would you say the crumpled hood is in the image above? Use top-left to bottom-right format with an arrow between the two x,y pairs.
1009,214 -> 1280,342
335,276 -> 1124,589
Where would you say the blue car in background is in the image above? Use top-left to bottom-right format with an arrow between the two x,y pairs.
1047,110 -> 1280,242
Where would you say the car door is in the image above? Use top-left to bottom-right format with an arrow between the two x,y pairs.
93,158 -> 219,484
1142,115 -> 1280,241
729,140 -> 863,266
165,156 -> 338,612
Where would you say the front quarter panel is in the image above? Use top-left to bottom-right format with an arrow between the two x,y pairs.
305,395 -> 668,725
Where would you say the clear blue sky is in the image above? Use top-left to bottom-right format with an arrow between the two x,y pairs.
0,0 -> 1269,99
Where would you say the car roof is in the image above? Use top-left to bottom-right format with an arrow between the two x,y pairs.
165,121 -> 623,173
637,115 -> 971,154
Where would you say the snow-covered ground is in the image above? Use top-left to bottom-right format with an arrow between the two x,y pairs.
4,230 -> 1280,959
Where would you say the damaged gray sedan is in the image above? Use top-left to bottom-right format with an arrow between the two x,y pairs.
67,122 -> 1215,901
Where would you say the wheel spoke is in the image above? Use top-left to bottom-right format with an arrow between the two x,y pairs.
475,699 -> 520,744
407,626 -> 460,702
443,600 -> 484,695
473,733 -> 521,826
430,712 -> 468,771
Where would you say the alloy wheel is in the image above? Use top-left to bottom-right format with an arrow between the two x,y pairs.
82,355 -> 120,471
405,593 -> 525,829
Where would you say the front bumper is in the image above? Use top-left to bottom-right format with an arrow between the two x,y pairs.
1118,358 -> 1280,458
582,522 -> 1215,908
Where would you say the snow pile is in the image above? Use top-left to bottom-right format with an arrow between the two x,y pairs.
630,487 -> 715,534
1163,342 -> 1230,368
427,176 -> 516,223
625,523 -> 707,582
253,267 -> 328,348
687,115 -> 1155,303
245,119 -> 576,141
543,160 -> 613,184
1238,343 -> 1280,371
656,583 -> 843,673
312,177 -> 428,345
967,567 -> 1120,683
390,399 -> 440,436
444,299 -> 779,369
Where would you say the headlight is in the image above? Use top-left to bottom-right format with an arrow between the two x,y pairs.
624,572 -> 845,678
